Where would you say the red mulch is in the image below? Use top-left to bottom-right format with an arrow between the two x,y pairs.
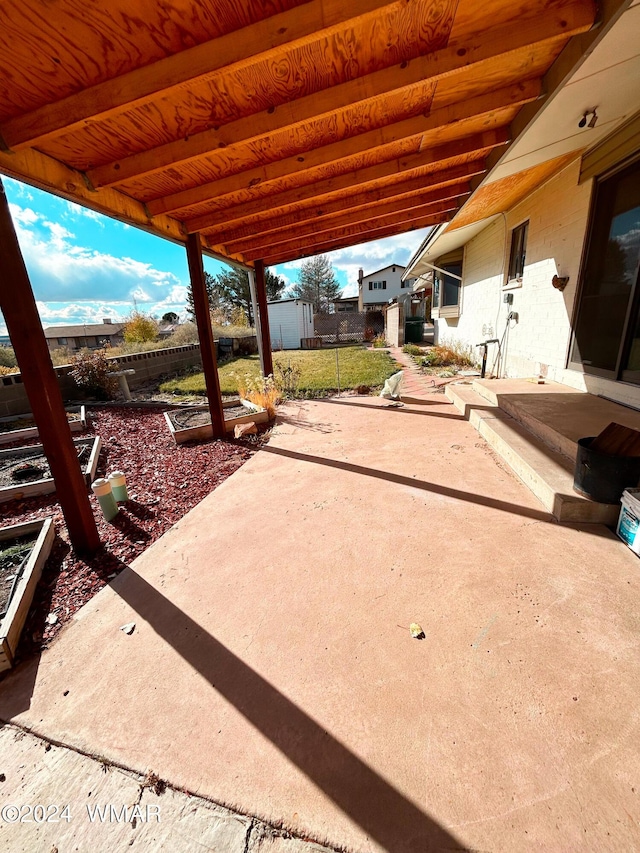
1,406 -> 262,663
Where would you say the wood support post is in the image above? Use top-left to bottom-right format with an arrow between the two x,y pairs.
0,180 -> 100,556
254,260 -> 273,377
185,234 -> 225,438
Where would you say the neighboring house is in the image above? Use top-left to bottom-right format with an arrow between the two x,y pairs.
44,319 -> 125,352
267,299 -> 314,350
358,264 -> 416,312
158,322 -> 180,339
404,3 -> 640,410
332,296 -> 359,313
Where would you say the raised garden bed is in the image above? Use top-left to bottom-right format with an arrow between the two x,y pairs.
165,399 -> 269,444
0,406 -> 87,447
0,435 -> 101,503
0,517 -> 55,671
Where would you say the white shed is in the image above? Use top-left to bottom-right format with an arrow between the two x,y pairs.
267,299 -> 315,350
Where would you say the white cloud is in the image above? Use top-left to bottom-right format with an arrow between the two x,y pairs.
62,200 -> 105,226
8,203 -> 39,226
276,229 -> 433,298
131,286 -> 152,302
9,201 -> 182,303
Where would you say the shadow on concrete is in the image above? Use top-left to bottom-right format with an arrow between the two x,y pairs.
1,552 -> 468,853
276,411 -> 337,433
114,570 -> 467,851
259,444 -> 615,540
319,398 -> 464,419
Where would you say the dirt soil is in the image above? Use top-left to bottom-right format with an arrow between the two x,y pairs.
0,441 -> 94,487
169,404 -> 252,429
0,406 -> 266,664
0,536 -> 36,616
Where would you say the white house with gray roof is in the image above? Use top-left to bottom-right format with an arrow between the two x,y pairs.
357,264 -> 416,312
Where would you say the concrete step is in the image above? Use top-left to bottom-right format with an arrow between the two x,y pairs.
470,379 -> 578,459
446,383 -> 620,525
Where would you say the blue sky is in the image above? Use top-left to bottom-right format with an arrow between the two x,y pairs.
1,176 -> 431,335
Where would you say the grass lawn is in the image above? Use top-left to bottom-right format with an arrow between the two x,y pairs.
159,346 -> 399,397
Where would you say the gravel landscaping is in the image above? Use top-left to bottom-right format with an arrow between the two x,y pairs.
0,406 -> 263,665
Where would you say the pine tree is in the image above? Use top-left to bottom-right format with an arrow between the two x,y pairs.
290,255 -> 342,312
185,271 -> 218,318
186,267 -> 286,324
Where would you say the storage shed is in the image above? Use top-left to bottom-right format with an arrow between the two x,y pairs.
268,299 -> 314,350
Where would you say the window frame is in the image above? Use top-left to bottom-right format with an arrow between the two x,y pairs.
506,220 -> 529,286
432,258 -> 463,319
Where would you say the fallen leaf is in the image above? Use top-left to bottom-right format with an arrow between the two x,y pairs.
410,622 -> 425,639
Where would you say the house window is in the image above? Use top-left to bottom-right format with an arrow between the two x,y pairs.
569,158 -> 640,381
433,263 -> 462,309
58,337 -> 67,345
368,280 -> 386,290
507,221 -> 528,283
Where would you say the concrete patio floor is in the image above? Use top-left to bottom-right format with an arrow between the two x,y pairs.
1,388 -> 640,852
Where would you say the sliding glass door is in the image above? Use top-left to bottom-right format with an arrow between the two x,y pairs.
570,159 -> 640,381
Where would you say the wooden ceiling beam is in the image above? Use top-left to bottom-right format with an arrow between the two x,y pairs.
88,4 -> 593,189
259,211 -> 451,265
230,199 -> 461,259
223,192 -> 468,256
149,83 -> 539,216
185,129 -> 508,232
203,180 -> 470,245
2,0 -> 405,150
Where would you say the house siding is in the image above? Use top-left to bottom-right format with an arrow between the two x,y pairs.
360,265 -> 415,310
435,159 -> 607,383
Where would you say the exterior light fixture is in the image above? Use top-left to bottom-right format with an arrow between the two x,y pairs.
578,109 -> 598,129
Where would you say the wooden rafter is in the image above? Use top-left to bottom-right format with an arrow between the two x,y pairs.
0,0 -> 599,268
202,181 -> 471,245
148,82 -> 540,217
2,0 -> 416,151
186,131 -> 508,233
224,195 -> 467,257
260,211 -> 451,265
86,4 -> 592,190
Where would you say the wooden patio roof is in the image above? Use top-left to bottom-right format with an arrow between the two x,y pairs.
0,0 -> 597,268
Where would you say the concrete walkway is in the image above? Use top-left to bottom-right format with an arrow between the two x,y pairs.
1,389 -> 640,852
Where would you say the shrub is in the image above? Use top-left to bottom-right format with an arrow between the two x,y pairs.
123,310 -> 159,343
211,323 -> 256,339
402,343 -> 422,356
166,321 -> 199,346
49,346 -> 74,366
274,361 -> 302,396
363,326 -> 375,342
421,341 -> 474,368
229,306 -> 249,327
372,333 -> 387,348
0,346 -> 17,369
69,349 -> 118,400
235,372 -> 280,419
107,340 -> 163,357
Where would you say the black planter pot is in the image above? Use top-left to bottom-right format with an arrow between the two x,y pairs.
573,436 -> 640,504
